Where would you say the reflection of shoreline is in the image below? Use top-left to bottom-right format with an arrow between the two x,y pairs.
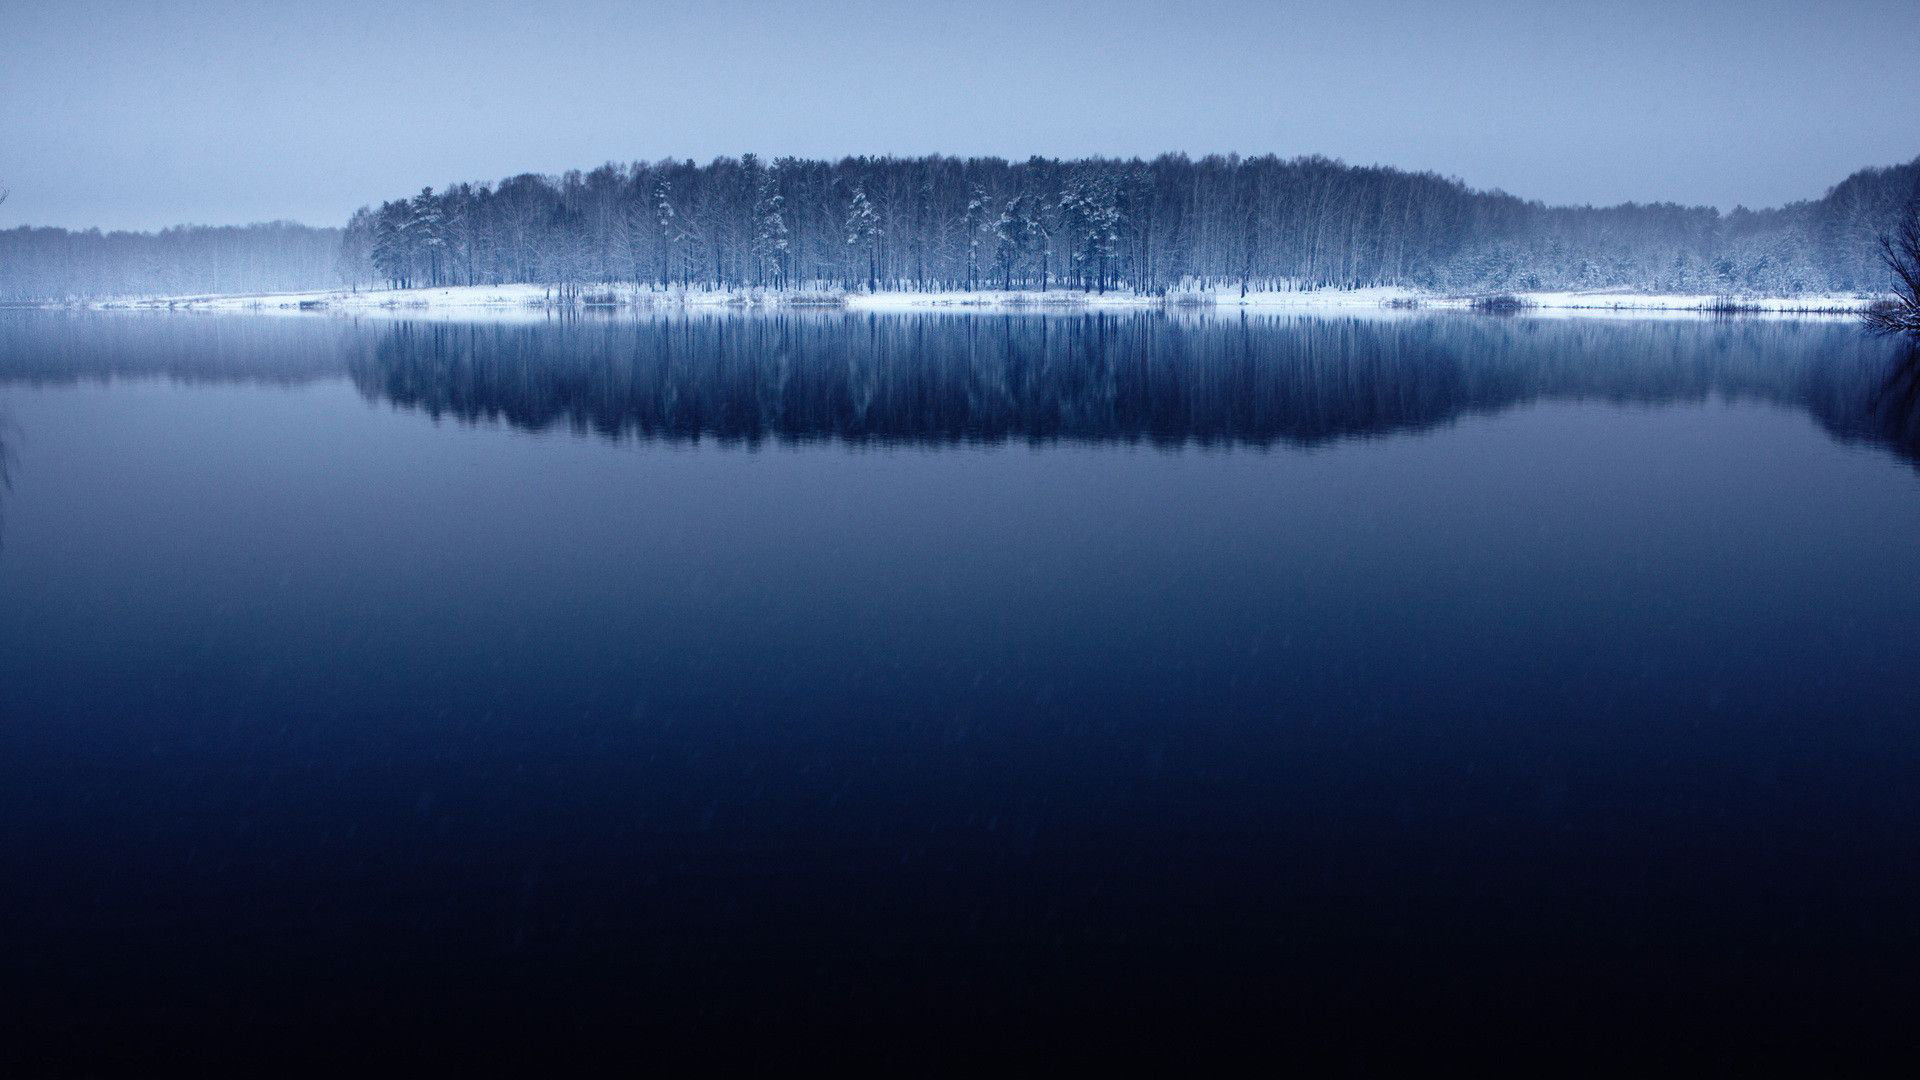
0,311 -> 357,387
349,314 -> 1920,464
3,311 -> 1917,466
1830,343 -> 1920,463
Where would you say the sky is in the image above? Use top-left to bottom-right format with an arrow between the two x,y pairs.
2,0 -> 1914,231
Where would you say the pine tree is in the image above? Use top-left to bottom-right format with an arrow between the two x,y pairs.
845,187 -> 881,292
964,186 -> 990,291
370,199 -> 414,288
993,194 -> 1044,290
408,187 -> 447,286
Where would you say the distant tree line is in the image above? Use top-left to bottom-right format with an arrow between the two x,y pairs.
0,222 -> 341,303
340,154 -> 1920,297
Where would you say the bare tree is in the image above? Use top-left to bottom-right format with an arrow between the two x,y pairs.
1864,199 -> 1920,337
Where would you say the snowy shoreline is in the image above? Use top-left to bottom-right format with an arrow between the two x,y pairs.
56,283 -> 1880,320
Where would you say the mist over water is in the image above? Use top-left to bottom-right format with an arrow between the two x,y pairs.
1,311 -> 1918,1067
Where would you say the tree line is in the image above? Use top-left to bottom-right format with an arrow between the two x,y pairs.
340,154 -> 1920,297
3,155 -> 1916,302
0,222 -> 341,303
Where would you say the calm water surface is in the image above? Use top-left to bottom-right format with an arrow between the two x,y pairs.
1,311 -> 1917,1067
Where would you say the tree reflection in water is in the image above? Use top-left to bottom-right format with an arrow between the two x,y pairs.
3,309 -> 1918,466
343,313 -> 1920,466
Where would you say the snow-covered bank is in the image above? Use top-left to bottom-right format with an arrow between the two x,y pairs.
78,283 -> 1879,319
84,282 -> 1423,314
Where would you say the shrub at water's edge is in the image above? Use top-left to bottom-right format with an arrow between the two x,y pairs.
1862,201 -> 1920,337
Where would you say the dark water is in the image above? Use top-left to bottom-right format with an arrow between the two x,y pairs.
2,311 -> 1917,1069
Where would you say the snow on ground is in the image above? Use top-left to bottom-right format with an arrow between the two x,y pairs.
1492,291 -> 1870,314
85,283 -> 1427,315
83,283 -> 1877,319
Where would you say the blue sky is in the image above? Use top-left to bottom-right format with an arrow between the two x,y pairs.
2,0 -> 1913,230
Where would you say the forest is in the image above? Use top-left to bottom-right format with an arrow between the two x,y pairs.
4,154 -> 1917,302
338,153 -> 1920,298
0,222 -> 341,303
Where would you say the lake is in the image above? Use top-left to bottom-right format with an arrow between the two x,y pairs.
2,310 -> 1917,1068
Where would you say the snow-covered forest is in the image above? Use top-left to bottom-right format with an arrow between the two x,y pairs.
4,154 -> 1916,302
338,154 -> 1920,298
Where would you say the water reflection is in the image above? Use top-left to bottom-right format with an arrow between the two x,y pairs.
3,310 -> 1917,465
3,309 -> 1919,1063
1818,341 -> 1920,462
351,314 -> 1920,464
0,310 -> 358,386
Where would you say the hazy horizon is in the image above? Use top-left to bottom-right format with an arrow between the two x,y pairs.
3,0 -> 1916,232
